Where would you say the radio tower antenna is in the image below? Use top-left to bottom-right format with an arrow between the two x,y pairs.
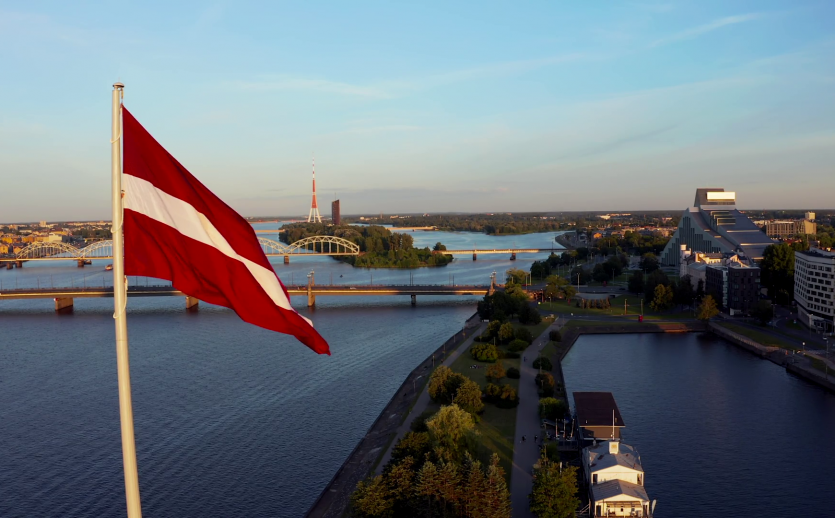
307,154 -> 322,223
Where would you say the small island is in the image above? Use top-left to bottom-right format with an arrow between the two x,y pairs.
281,223 -> 453,268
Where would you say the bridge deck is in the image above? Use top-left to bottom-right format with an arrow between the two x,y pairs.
0,285 -> 490,300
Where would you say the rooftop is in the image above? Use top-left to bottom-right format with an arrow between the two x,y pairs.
574,392 -> 625,428
591,479 -> 650,503
797,248 -> 835,260
584,441 -> 644,473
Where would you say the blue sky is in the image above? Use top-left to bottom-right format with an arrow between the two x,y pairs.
1,1 -> 833,221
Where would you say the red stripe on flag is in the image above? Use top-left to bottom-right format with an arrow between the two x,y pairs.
125,210 -> 330,354
122,107 -> 270,273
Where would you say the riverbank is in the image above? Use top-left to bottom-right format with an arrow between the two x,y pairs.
305,313 -> 483,518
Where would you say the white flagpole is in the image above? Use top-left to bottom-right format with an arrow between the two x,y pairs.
111,81 -> 143,517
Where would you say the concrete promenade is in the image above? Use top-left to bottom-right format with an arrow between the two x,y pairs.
375,322 -> 487,474
509,318 -> 565,518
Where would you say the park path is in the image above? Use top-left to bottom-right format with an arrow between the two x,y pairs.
510,318 -> 565,518
374,322 -> 487,474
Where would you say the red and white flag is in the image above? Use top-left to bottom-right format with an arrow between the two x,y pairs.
121,107 -> 330,355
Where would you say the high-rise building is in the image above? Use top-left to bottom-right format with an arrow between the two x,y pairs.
794,248 -> 835,333
331,199 -> 341,226
764,218 -> 816,239
661,188 -> 774,266
705,262 -> 760,315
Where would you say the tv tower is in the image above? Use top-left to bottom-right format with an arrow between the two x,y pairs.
307,155 -> 322,223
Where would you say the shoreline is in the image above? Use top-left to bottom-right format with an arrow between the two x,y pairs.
305,312 -> 482,518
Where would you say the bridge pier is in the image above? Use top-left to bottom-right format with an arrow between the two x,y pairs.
15,261 -> 23,268
472,252 -> 477,261
77,259 -> 86,267
411,294 -> 416,306
186,295 -> 199,311
510,252 -> 516,261
307,272 -> 315,307
284,255 -> 290,265
54,297 -> 73,312
5,262 -> 12,270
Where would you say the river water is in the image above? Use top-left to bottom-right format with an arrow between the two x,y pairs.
4,227 -> 833,517
0,227 -> 559,517
561,333 -> 835,517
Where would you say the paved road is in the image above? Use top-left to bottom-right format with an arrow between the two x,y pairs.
374,323 -> 487,474
509,318 -> 564,518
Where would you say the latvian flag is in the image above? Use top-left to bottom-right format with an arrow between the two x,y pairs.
121,107 -> 330,355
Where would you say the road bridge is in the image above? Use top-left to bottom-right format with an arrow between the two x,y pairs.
0,278 -> 498,311
0,235 -> 360,267
433,248 -> 558,260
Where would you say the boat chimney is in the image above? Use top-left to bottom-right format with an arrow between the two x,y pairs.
609,441 -> 619,455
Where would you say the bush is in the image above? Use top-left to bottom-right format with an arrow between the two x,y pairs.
548,329 -> 561,342
506,367 -> 520,379
485,383 -> 501,397
484,383 -> 519,408
507,339 -> 529,352
470,342 -> 499,362
536,373 -> 555,397
498,322 -> 515,344
532,356 -> 553,371
514,327 -> 534,344
544,442 -> 560,463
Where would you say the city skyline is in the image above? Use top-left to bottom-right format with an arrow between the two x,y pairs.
1,1 -> 834,221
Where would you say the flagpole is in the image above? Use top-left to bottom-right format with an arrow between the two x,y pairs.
111,81 -> 143,517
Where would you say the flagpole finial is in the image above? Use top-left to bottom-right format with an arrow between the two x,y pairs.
113,82 -> 124,89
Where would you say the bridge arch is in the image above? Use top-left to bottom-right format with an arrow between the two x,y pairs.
15,242 -> 81,259
258,237 -> 291,255
287,235 -> 359,255
80,240 -> 114,259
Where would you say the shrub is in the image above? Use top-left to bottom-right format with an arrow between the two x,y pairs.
486,320 -> 502,338
532,356 -> 553,371
484,383 -> 519,408
485,383 -> 501,397
506,367 -> 520,379
549,329 -> 561,342
544,442 -> 560,463
514,327 -> 533,344
410,409 -> 435,433
485,363 -> 506,382
507,339 -> 529,353
470,342 -> 499,363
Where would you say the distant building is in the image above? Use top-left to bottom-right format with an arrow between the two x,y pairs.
331,199 -> 341,226
794,248 -> 835,333
764,219 -> 816,239
573,392 -> 625,445
660,188 -> 774,266
705,262 -> 761,315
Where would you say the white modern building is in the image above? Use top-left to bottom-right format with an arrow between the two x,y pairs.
661,188 -> 775,267
583,441 -> 653,517
794,248 -> 835,333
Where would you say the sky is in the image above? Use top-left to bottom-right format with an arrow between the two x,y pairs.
1,1 -> 834,222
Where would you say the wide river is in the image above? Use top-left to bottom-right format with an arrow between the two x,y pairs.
2,227 -> 833,517
0,226 -> 560,517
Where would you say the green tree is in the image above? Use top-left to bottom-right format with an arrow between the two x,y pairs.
471,342 -> 499,362
498,322 -> 515,343
644,269 -> 670,302
428,366 -> 454,402
628,271 -> 645,295
529,455 -> 579,518
697,295 -> 720,322
390,432 -> 431,467
432,242 -> 447,251
519,303 -> 542,325
507,339 -> 529,352
426,404 -> 479,464
561,284 -> 577,300
506,268 -> 528,285
674,275 -> 695,308
453,379 -> 485,416
753,300 -> 774,326
650,284 -> 674,311
538,397 -> 568,421
760,243 -> 797,304
351,474 -> 394,517
486,320 -> 503,338
639,252 -> 659,272
533,356 -> 553,371
482,454 -> 512,518
485,363 -> 506,382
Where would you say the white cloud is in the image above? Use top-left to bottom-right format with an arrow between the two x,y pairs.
650,13 -> 762,47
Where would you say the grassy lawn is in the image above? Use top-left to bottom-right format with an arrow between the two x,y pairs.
717,322 -> 797,350
540,296 -> 696,321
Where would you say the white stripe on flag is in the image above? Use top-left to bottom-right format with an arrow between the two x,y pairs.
123,174 -> 297,314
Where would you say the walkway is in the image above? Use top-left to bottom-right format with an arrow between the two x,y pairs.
510,318 -> 565,518
374,322 -> 487,474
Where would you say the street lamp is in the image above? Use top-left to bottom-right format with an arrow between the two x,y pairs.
412,375 -> 423,394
